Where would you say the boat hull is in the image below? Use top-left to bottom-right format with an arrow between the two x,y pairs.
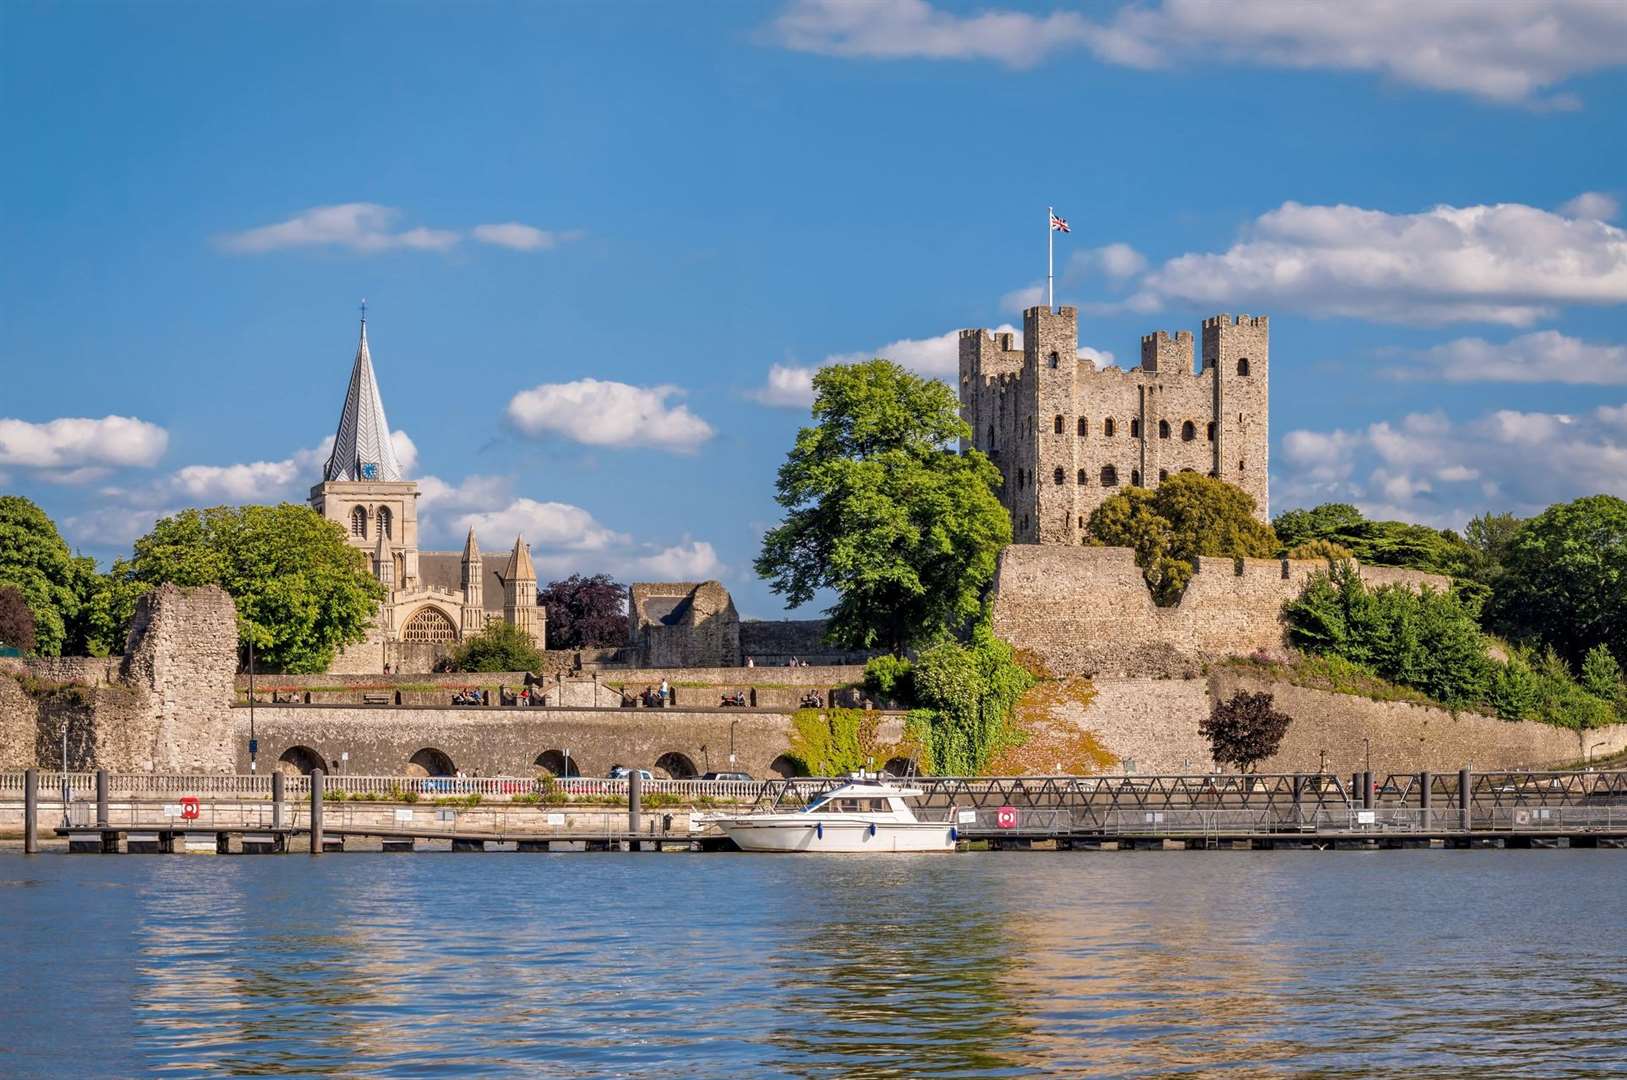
713,817 -> 956,853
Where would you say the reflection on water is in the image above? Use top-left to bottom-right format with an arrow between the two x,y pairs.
1,852 -> 1624,1077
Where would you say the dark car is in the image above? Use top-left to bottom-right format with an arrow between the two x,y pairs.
700,771 -> 753,782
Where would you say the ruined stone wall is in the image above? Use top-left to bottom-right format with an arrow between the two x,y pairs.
961,307 -> 1271,544
1049,675 -> 1627,775
629,581 -> 741,667
992,545 -> 1449,678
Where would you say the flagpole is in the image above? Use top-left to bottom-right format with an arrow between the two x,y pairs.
1047,205 -> 1054,310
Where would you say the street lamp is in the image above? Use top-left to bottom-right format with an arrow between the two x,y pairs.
729,719 -> 740,769
1318,748 -> 1328,775
247,635 -> 258,773
562,747 -> 571,779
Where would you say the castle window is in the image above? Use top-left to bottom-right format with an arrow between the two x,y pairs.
1048,351 -> 1060,369
402,607 -> 458,643
1131,470 -> 1142,486
1239,459 -> 1246,472
1130,418 -> 1140,438
1054,415 -> 1064,435
1159,420 -> 1171,439
1159,469 -> 1169,482
1101,465 -> 1119,486
1238,357 -> 1251,376
1206,421 -> 1215,442
1077,417 -> 1087,436
350,507 -> 367,538
1053,467 -> 1065,485
377,506 -> 392,539
1104,418 -> 1116,437
1077,468 -> 1087,485
1181,421 -> 1196,442
987,424 -> 995,445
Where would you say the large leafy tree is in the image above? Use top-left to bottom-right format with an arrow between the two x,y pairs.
1087,473 -> 1277,604
0,495 -> 104,655
1490,495 -> 1627,669
445,621 -> 543,673
539,573 -> 629,648
109,504 -> 386,672
755,359 -> 1011,655
1273,501 -> 1478,578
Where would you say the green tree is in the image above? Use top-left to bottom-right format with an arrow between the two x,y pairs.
1581,644 -> 1624,701
786,707 -> 920,777
0,495 -> 92,655
1272,501 -> 1477,578
1490,495 -> 1627,669
445,620 -> 544,673
0,586 -> 37,653
908,610 -> 1034,775
1087,473 -> 1277,605
1273,503 -> 1365,548
111,504 -> 386,673
1200,690 -> 1294,773
1285,538 -> 1354,561
755,359 -> 1011,655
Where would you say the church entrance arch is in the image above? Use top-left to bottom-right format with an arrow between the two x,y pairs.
402,606 -> 458,643
405,748 -> 456,777
655,752 -> 698,780
277,746 -> 327,777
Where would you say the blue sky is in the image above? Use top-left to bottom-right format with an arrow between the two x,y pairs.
3,1 -> 1626,617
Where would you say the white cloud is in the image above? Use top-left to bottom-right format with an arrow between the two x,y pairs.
1070,243 -> 1147,279
1000,283 -> 1046,312
769,0 -> 1627,107
1137,200 -> 1627,326
220,203 -> 460,254
62,505 -> 177,549
390,430 -> 419,477
1396,330 -> 1627,384
748,363 -> 819,408
628,541 -> 725,580
0,415 -> 168,471
1278,402 -> 1627,525
506,379 -> 714,452
165,429 -> 413,502
455,498 -> 630,553
471,223 -> 583,251
418,474 -> 510,516
1560,191 -> 1620,221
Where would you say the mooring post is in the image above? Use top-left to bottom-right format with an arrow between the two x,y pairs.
1292,773 -> 1303,827
272,770 -> 285,831
1458,767 -> 1472,833
628,769 -> 642,845
310,768 -> 324,855
95,769 -> 109,829
1362,770 -> 1373,811
23,767 -> 38,855
1419,771 -> 1432,829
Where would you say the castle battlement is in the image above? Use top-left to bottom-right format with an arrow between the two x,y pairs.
959,304 -> 1270,544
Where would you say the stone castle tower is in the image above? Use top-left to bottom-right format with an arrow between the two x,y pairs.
958,305 -> 1269,543
309,315 -> 544,672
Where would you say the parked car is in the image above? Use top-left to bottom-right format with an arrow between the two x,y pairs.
700,771 -> 753,782
608,766 -> 655,782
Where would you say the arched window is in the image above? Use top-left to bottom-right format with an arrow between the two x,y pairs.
1101,465 -> 1119,486
1237,357 -> 1251,376
1048,351 -> 1060,369
1130,418 -> 1140,438
377,506 -> 392,539
1181,421 -> 1196,442
1206,421 -> 1215,442
1159,469 -> 1169,482
1054,415 -> 1064,434
1131,469 -> 1142,486
402,607 -> 458,643
1077,417 -> 1088,436
1104,418 -> 1116,437
1053,467 -> 1065,485
350,507 -> 367,538
1159,420 -> 1171,439
1076,468 -> 1087,485
1238,459 -> 1246,472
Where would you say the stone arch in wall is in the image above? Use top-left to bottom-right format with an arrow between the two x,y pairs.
769,754 -> 804,779
1181,420 -> 1196,441
1076,468 -> 1087,485
534,750 -> 581,777
655,751 -> 698,779
277,745 -> 326,777
882,756 -> 917,777
1101,465 -> 1119,486
1053,414 -> 1064,434
1103,418 -> 1116,437
1159,420 -> 1171,439
350,506 -> 367,538
402,605 -> 459,643
406,747 -> 456,777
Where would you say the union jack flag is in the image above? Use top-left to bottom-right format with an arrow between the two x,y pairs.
1050,211 -> 1070,233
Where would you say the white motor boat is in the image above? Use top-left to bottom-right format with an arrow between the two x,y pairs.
701,777 -> 957,853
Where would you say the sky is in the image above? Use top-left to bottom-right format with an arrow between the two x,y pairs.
2,0 -> 1626,618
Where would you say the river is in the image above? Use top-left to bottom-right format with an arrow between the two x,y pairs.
0,851 -> 1622,1077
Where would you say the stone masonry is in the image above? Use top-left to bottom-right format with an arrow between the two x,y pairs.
960,306 -> 1270,543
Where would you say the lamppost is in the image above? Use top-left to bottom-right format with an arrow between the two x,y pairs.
700,744 -> 710,773
1318,748 -> 1328,775
247,635 -> 258,773
729,719 -> 740,770
60,722 -> 70,828
562,747 -> 571,780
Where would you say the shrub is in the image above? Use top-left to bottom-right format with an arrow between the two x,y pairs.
1581,644 -> 1624,701
444,621 -> 543,673
909,611 -> 1034,775
863,654 -> 914,703
1201,690 -> 1293,773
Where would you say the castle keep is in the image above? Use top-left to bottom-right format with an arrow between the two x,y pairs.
959,305 -> 1270,542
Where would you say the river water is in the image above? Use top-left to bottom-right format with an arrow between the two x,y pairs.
1,851 -> 1622,1077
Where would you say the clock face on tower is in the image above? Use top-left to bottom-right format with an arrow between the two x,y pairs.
360,462 -> 379,479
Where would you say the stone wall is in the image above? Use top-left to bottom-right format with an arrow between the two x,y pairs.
991,545 -> 1449,678
738,619 -> 873,666
629,581 -> 741,667
1048,674 -> 1627,775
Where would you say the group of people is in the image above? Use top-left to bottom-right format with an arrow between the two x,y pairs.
451,689 -> 487,706
635,679 -> 672,708
799,690 -> 824,709
719,690 -> 747,707
743,657 -> 816,667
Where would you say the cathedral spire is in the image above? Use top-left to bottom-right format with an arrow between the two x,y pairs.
323,313 -> 403,483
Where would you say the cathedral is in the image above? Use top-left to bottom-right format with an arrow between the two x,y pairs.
309,316 -> 546,673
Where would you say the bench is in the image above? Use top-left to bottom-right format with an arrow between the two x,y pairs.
362,692 -> 393,705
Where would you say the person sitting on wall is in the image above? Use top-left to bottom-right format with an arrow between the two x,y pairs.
745,656 -> 755,668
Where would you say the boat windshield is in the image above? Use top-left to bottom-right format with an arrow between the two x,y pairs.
802,794 -> 892,814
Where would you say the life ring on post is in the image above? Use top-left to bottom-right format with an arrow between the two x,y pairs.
180,796 -> 201,821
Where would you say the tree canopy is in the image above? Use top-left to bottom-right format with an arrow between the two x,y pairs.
0,586 -> 36,654
1087,473 -> 1277,604
1273,501 -> 1478,579
539,574 -> 629,648
0,495 -> 101,655
445,620 -> 543,673
755,359 -> 1011,655
1488,494 -> 1627,669
1201,690 -> 1293,773
109,504 -> 386,672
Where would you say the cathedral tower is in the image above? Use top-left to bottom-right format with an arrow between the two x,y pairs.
460,527 -> 485,638
500,536 -> 543,648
